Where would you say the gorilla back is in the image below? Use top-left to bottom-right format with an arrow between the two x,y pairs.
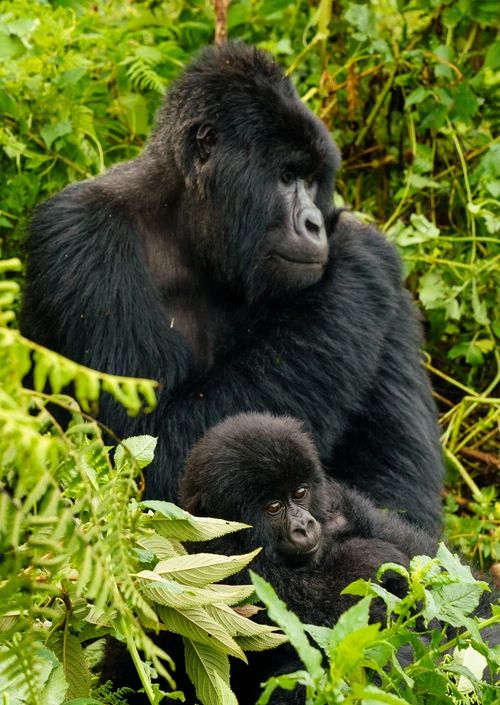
21,42 -> 444,534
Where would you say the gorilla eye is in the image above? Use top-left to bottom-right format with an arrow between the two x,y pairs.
305,175 -> 316,188
293,486 -> 307,500
266,500 -> 283,515
280,170 -> 295,186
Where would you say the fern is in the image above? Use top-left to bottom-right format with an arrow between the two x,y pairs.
0,259 -> 285,705
122,47 -> 167,95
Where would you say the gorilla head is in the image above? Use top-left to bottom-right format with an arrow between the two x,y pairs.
148,43 -> 340,300
180,413 -> 332,565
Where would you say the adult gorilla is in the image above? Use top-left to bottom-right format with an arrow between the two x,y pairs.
21,42 -> 443,533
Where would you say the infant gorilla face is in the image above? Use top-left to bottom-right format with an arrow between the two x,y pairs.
179,412 -> 347,567
262,483 -> 322,564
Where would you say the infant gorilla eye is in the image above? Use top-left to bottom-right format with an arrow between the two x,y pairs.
266,500 -> 283,515
292,485 -> 307,500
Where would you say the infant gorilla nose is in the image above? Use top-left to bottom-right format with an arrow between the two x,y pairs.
280,514 -> 322,565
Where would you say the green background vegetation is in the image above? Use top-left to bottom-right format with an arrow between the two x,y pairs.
0,0 -> 498,703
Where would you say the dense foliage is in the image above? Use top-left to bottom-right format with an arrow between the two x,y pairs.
0,0 -> 498,703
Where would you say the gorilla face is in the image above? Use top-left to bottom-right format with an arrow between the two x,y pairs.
155,43 -> 339,301
262,172 -> 328,292
179,412 -> 330,566
260,482 -> 323,564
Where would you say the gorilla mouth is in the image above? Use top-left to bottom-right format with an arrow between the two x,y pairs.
271,253 -> 325,267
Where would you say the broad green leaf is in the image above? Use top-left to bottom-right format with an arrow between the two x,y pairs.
137,534 -> 186,559
156,606 -> 247,660
46,633 -> 91,698
204,603 -> 283,638
154,549 -> 260,587
184,639 -> 230,705
251,571 -> 323,681
40,119 -> 72,149
304,624 -> 332,651
234,632 -> 288,652
114,435 -> 158,470
212,671 -> 239,705
256,671 -> 309,705
350,683 -> 409,704
138,572 -> 254,608
143,502 -> 250,541
328,597 -> 372,651
405,86 -> 430,108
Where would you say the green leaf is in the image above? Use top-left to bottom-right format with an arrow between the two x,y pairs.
143,501 -> 250,541
40,119 -> 72,149
419,271 -> 446,309
46,633 -> 91,698
420,104 -> 447,131
471,280 -> 490,326
156,606 -> 247,660
115,435 -> 158,470
405,86 -> 430,108
184,639 -> 230,705
138,572 -> 254,608
137,534 -> 186,560
328,596 -> 371,650
154,550 -> 260,587
204,603 -> 283,639
250,571 -> 324,681
451,83 -> 479,122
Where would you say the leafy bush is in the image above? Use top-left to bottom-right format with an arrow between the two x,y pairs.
252,546 -> 499,705
0,259 -> 285,705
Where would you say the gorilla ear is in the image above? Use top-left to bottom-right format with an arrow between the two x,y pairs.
195,124 -> 216,162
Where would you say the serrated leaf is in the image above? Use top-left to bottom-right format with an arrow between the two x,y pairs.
184,639 -> 230,705
47,633 -> 91,698
304,624 -> 333,652
137,534 -> 186,559
235,632 -> 288,652
212,671 -> 239,705
138,573 -> 254,608
155,549 -> 260,587
115,435 -> 157,470
329,597 -> 372,651
156,606 -> 246,660
143,501 -> 250,541
204,603 -> 281,638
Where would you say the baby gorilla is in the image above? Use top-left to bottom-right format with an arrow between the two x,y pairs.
179,413 -> 436,703
180,412 -> 435,602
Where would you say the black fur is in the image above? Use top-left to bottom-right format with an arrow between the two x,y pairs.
21,42 -> 443,534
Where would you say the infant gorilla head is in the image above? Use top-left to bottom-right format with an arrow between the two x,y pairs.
180,413 -> 376,566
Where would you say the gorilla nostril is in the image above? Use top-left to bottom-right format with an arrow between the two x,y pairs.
305,218 -> 320,235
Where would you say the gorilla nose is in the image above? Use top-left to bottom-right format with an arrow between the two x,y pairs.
297,207 -> 325,240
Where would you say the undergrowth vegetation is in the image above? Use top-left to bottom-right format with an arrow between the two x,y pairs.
0,0 -> 498,703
